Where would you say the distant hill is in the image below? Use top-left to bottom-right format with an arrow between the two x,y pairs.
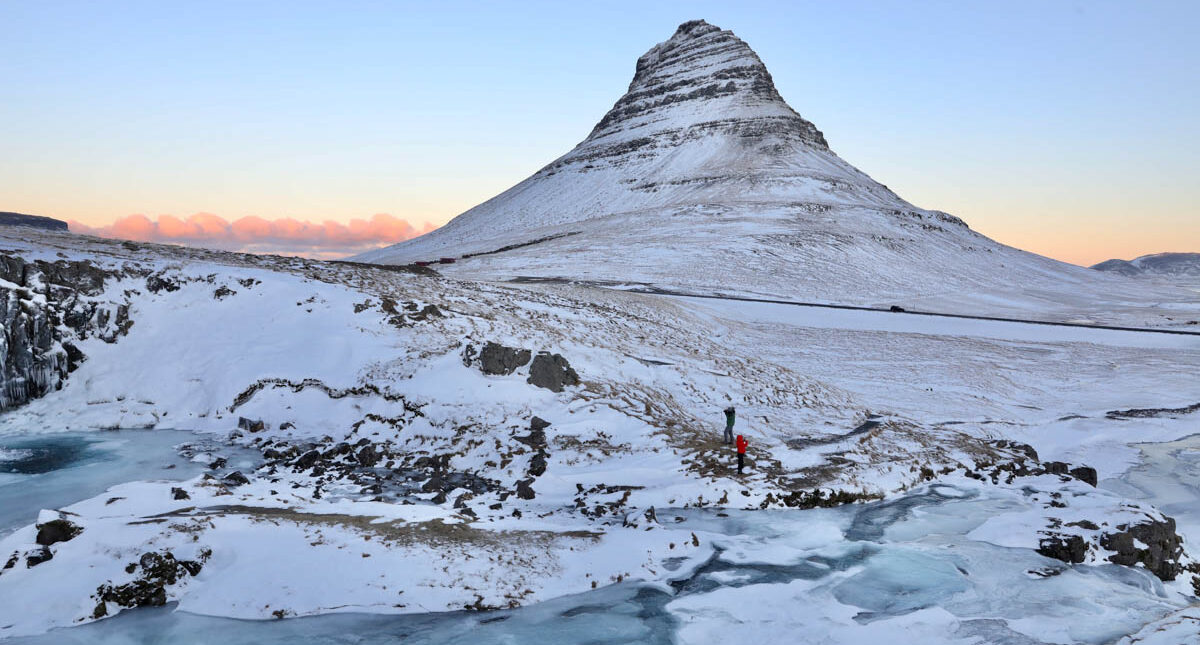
0,212 -> 68,231
1092,253 -> 1200,278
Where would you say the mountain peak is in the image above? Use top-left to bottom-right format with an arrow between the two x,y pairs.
670,19 -> 721,40
585,20 -> 827,149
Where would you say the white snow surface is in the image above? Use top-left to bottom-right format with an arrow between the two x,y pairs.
2,225 -> 1200,641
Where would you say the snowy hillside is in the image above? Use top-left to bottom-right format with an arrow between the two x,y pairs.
356,20 -> 1195,328
4,19 -> 1200,645
3,225 -> 1200,642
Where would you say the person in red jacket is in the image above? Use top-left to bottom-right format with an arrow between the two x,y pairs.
736,434 -> 748,474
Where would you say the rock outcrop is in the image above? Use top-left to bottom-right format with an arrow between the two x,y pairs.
0,255 -> 127,410
527,352 -> 580,392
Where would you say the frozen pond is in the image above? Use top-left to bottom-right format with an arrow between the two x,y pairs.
3,431 -> 1195,645
0,430 -> 259,537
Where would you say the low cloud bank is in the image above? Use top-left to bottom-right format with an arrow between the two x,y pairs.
69,213 -> 436,259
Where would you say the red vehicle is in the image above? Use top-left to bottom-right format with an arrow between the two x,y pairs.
439,257 -> 457,264
414,261 -> 432,267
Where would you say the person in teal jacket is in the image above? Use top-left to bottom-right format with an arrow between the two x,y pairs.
723,406 -> 735,444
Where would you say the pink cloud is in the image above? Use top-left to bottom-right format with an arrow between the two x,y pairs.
68,212 -> 437,259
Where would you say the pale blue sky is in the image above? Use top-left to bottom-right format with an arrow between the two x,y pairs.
2,0 -> 1197,263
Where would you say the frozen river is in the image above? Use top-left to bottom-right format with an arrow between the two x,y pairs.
3,430 -> 1198,644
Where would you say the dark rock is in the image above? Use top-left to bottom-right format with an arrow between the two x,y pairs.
422,475 -> 446,494
1037,534 -> 1087,564
294,450 -> 321,470
145,275 -> 180,294
527,352 -> 580,392
1066,519 -> 1099,531
208,457 -> 227,470
410,304 -> 444,321
237,417 -> 266,433
1100,518 -> 1184,581
528,452 -> 547,477
1069,466 -> 1098,487
516,479 -> 536,500
1043,462 -> 1070,476
94,551 -> 206,614
213,286 -> 236,299
323,442 -> 353,459
62,342 -> 85,371
171,487 -> 190,501
222,471 -> 250,486
993,440 -> 1039,462
357,445 -> 380,467
25,546 -> 54,568
530,416 -> 551,432
477,342 -> 532,376
35,518 -> 82,546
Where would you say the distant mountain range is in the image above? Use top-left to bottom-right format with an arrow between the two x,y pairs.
1092,253 -> 1200,278
0,212 -> 68,231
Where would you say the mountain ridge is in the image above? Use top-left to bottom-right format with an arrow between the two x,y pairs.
1093,252 -> 1200,278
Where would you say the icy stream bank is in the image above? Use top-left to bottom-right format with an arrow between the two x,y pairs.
4,475 -> 1192,644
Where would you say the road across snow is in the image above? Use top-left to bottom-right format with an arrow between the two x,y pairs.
674,295 -> 1200,350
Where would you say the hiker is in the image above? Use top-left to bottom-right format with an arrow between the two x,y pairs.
736,434 -> 747,474
723,406 -> 736,444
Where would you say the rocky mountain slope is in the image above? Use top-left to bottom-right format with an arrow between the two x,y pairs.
357,20 -> 1194,328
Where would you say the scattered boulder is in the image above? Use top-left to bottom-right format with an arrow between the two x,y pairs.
1069,466 -> 1098,487
527,352 -> 580,392
529,452 -> 547,477
357,444 -> 380,467
476,342 -> 532,376
170,487 -> 190,501
294,450 -> 321,470
25,546 -> 54,568
145,275 -> 180,294
222,471 -> 250,487
516,479 -> 536,500
35,518 -> 82,546
1043,461 -> 1070,476
1037,534 -> 1088,564
238,417 -> 266,433
1100,518 -> 1185,580
93,550 -> 207,619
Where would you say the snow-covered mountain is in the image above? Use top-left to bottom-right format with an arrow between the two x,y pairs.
4,19 -> 1200,644
1093,252 -> 1200,278
356,20 -> 1189,326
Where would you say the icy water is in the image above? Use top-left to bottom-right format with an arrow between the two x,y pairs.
0,430 -> 259,537
1,431 -> 1195,644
